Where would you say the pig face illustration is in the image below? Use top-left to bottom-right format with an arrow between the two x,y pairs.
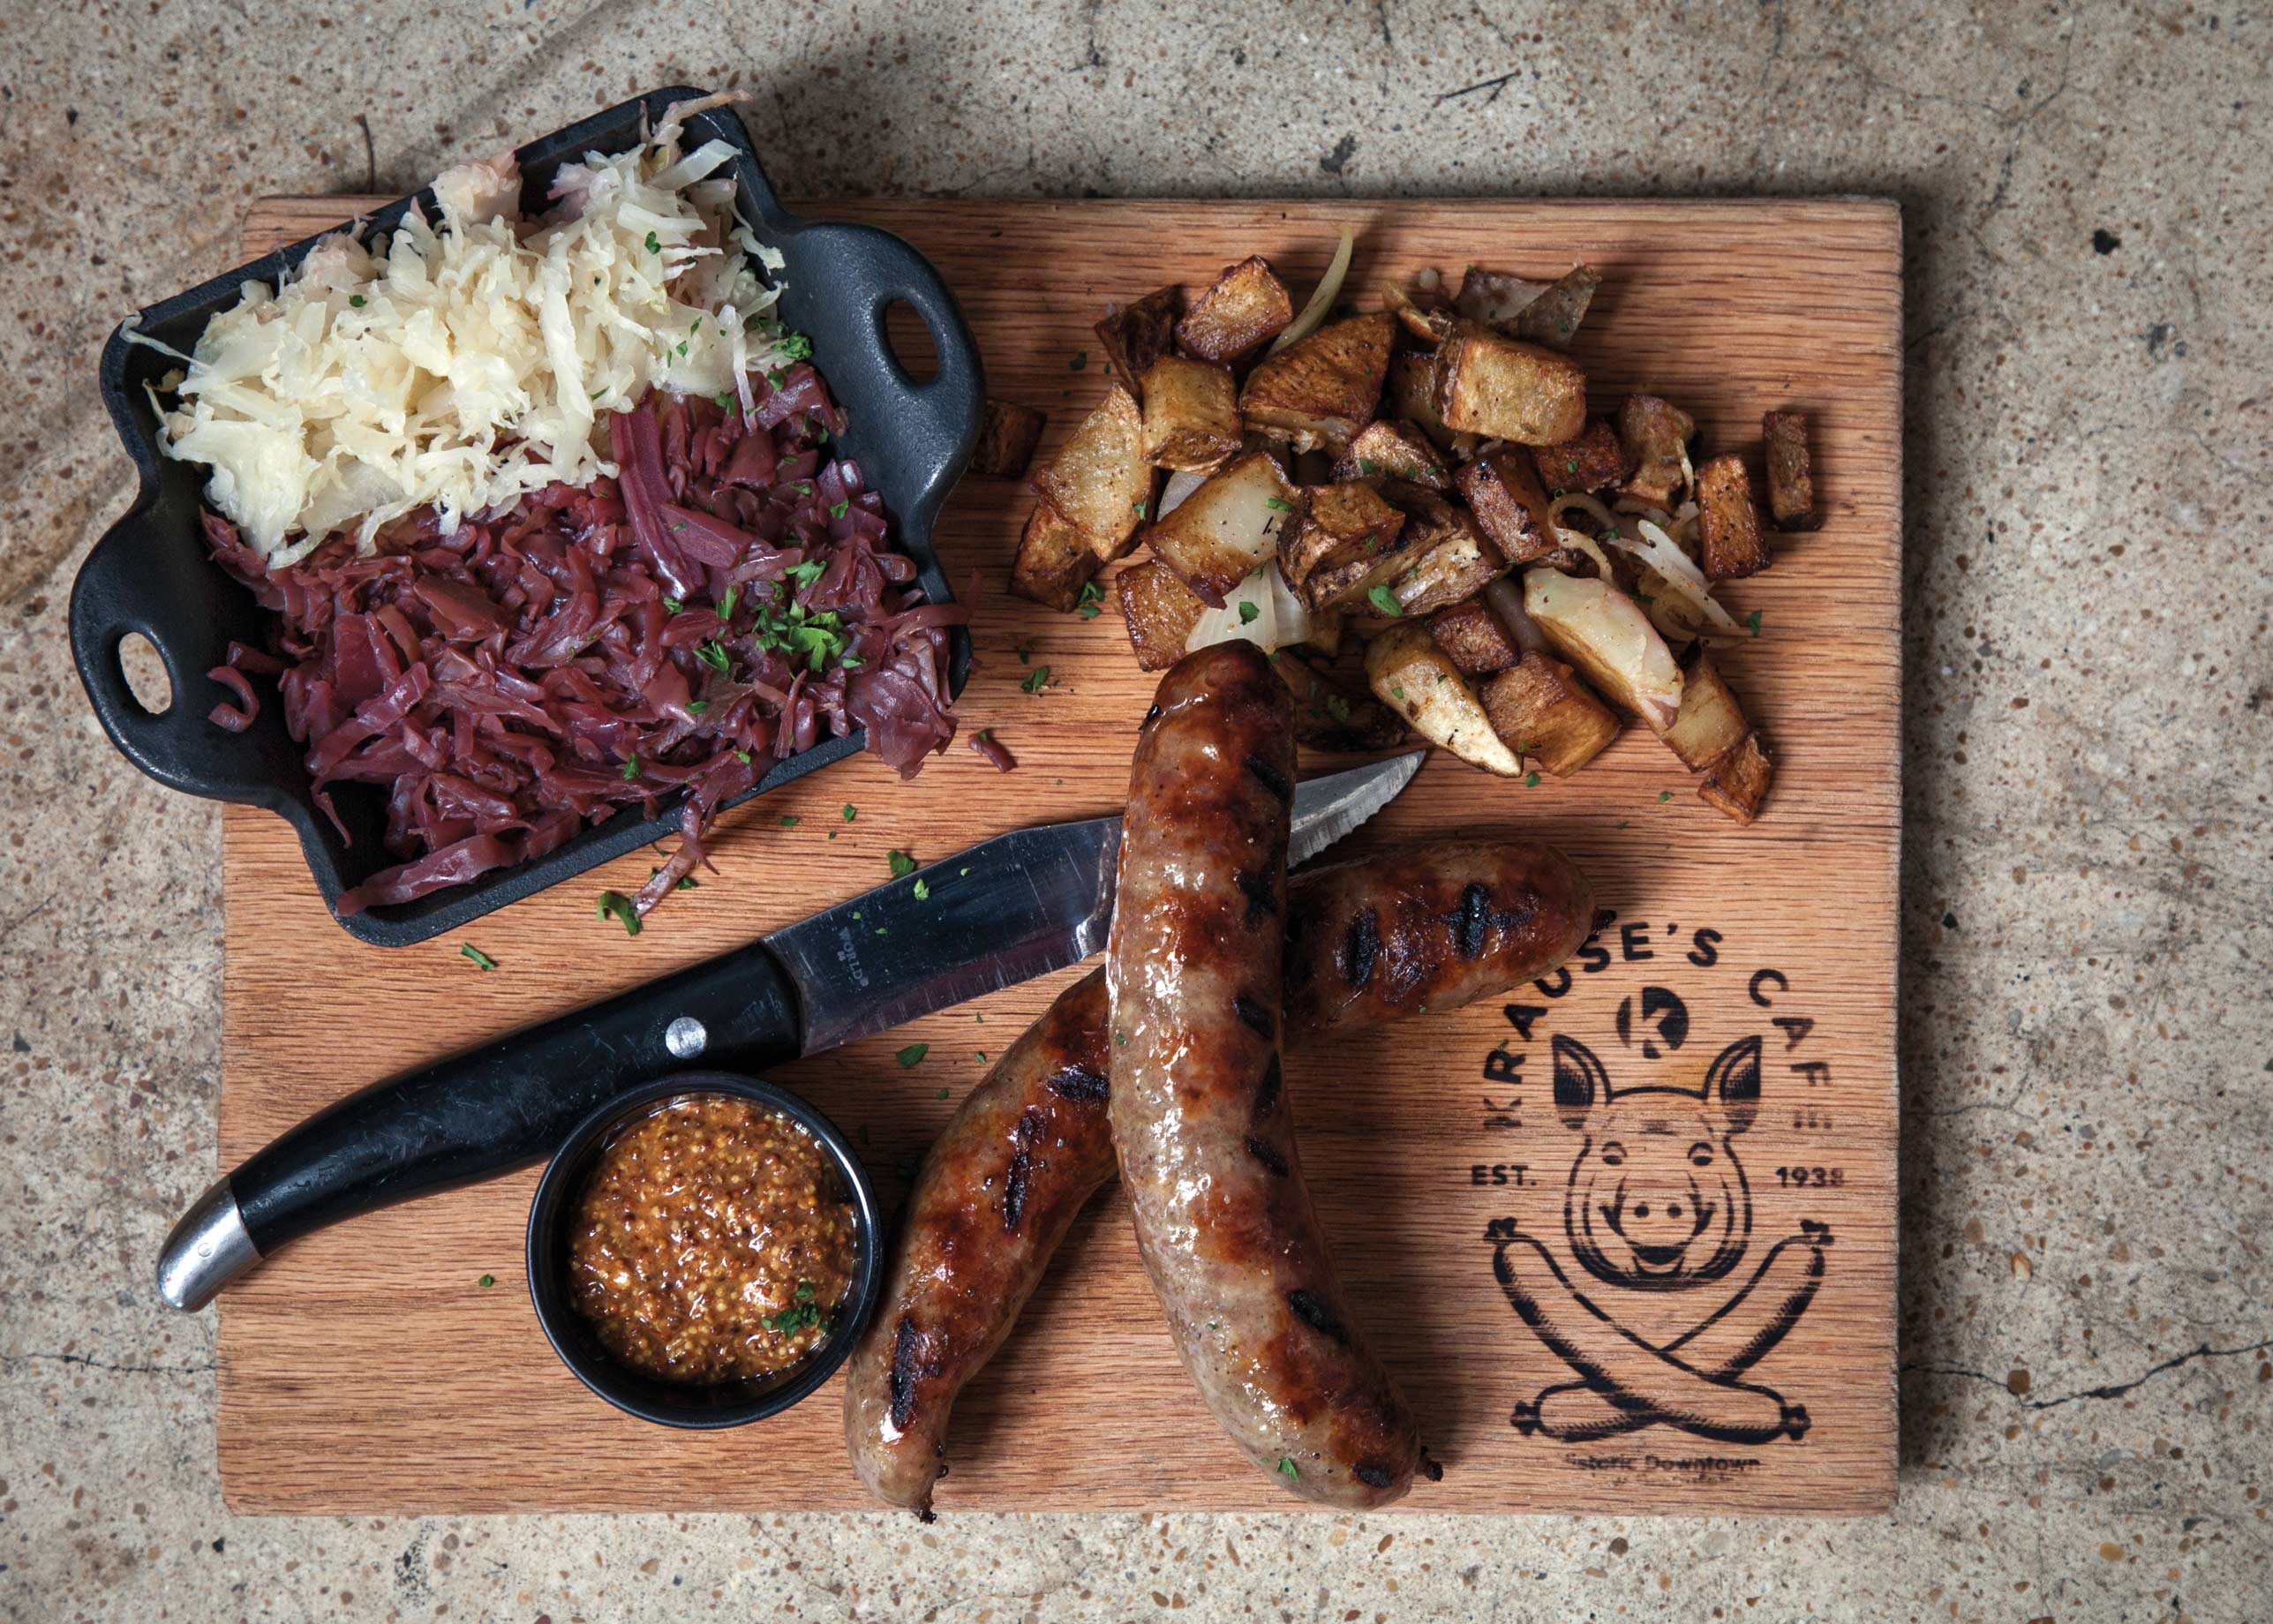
1553,1032 -> 1760,1293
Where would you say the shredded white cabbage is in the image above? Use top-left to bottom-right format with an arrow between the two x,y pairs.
1185,560 -> 1314,655
155,106 -> 794,564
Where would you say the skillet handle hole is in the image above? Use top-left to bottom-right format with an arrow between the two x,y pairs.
882,299 -> 939,385
118,632 -> 173,717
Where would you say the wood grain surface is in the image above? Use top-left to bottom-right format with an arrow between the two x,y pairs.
216,196 -> 1900,1515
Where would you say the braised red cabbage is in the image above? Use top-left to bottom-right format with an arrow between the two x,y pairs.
201,368 -> 963,917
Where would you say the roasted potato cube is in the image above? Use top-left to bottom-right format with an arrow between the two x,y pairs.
1384,347 -> 1464,452
1143,450 -> 1300,605
1617,394 -> 1696,508
1456,447 -> 1562,567
1176,255 -> 1293,363
1428,598 -> 1521,675
1117,559 -> 1208,671
1479,652 -> 1622,778
1009,498 -> 1103,612
1453,267 -> 1551,327
1277,481 -> 1413,613
1763,409 -> 1821,531
1530,417 -> 1631,495
1238,313 -> 1394,452
1095,286 -> 1182,388
1377,492 -> 1508,617
1139,356 -> 1243,473
1434,329 -> 1587,445
1695,453 -> 1770,580
1029,385 -> 1150,559
1697,733 -> 1773,824
1301,605 -> 1346,658
1521,567 -> 1684,733
971,398 -> 1047,479
1366,623 -> 1524,776
1659,650 -> 1751,767
1277,650 -> 1406,752
1513,265 -> 1601,350
1333,418 -> 1449,488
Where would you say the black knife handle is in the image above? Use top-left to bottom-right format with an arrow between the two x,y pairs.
157,943 -> 801,1308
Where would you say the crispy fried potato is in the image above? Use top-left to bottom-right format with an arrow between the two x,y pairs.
1385,347 -> 1466,453
1029,385 -> 1150,559
1095,286 -> 1182,388
1142,450 -> 1300,605
1009,498 -> 1103,612
1456,447 -> 1562,567
1434,328 -> 1588,445
1698,733 -> 1773,824
1659,649 -> 1750,768
1617,394 -> 1696,508
1378,489 -> 1509,616
1366,623 -> 1524,776
1139,355 -> 1243,473
1521,567 -> 1684,733
1238,312 -> 1394,452
1695,453 -> 1770,580
1763,409 -> 1821,531
1513,265 -> 1601,350
1529,417 -> 1631,495
1333,418 -> 1450,488
1277,650 -> 1407,752
1176,255 -> 1293,363
1427,598 -> 1522,675
1117,559 -> 1208,670
971,398 -> 1047,479
1276,480 -> 1412,613
1479,651 -> 1622,778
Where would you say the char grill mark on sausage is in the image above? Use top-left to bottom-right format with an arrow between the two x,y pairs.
1001,1109 -> 1047,1235
1236,865 -> 1279,925
1286,1288 -> 1350,1344
1453,883 -> 1492,960
1047,1065 -> 1110,1102
1338,909 -> 1380,989
1234,994 -> 1276,1040
1243,752 -> 1293,803
887,1315 -> 939,1433
1353,1462 -> 1395,1488
1245,1134 -> 1290,1176
1253,1053 -> 1283,1120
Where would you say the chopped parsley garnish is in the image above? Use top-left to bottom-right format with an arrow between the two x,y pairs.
779,815 -> 800,828
621,755 -> 641,781
1070,350 -> 1088,371
644,230 -> 661,254
1658,790 -> 1674,802
765,1279 -> 826,1335
896,1042 -> 929,1069
348,295 -> 366,308
1021,665 -> 1051,695
1358,457 -> 1378,476
716,391 -> 738,410
1075,581 -> 1105,620
1366,584 -> 1404,616
1276,1457 -> 1300,1482
1324,693 -> 1351,724
888,849 -> 917,879
719,584 -> 740,621
596,891 -> 641,936
778,331 -> 813,362
696,640 -> 732,676
478,1274 -> 495,1288
1238,600 -> 1260,624
913,877 -> 930,900
788,559 -> 828,587
1745,609 -> 1764,636
1133,498 -> 1148,519
1525,771 -> 1541,787
829,500 -> 850,519
734,749 -> 753,764
1263,496 -> 1294,512
459,944 -> 499,971
685,699 -> 708,715
662,596 -> 685,614
842,803 -> 858,822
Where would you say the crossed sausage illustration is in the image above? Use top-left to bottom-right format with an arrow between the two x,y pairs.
1487,1031 -> 1829,1446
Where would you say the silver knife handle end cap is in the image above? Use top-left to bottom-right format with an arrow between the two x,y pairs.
157,1177 -> 262,1312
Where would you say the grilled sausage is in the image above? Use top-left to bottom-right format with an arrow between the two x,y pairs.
1108,643 -> 1420,1507
844,834 -> 1594,1515
841,970 -> 1112,1516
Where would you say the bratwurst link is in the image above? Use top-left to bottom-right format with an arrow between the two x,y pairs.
1110,643 -> 1410,1506
839,835 -> 1594,1513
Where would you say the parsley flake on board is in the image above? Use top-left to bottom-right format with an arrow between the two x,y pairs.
1021,665 -> 1051,695
1525,771 -> 1540,787
595,891 -> 641,936
1658,790 -> 1674,802
478,1274 -> 495,1288
896,1042 -> 929,1069
1745,608 -> 1764,636
459,944 -> 499,971
888,850 -> 917,879
842,803 -> 858,823
1366,584 -> 1404,616
779,815 -> 800,828
1076,581 -> 1105,620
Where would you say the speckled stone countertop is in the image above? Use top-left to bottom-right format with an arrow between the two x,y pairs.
3,3 -> 2267,1620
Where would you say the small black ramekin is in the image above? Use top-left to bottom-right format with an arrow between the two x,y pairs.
525,1071 -> 882,1428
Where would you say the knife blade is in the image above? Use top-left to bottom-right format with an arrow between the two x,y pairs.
771,748 -> 1426,1054
154,748 -> 1425,1311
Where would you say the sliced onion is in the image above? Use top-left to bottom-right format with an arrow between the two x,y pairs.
1483,575 -> 1550,656
1185,560 -> 1313,655
1550,524 -> 1616,582
1157,468 -> 1208,517
1265,225 -> 1357,357
1602,517 -> 1742,637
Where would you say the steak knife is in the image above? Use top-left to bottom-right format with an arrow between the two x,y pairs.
158,750 -> 1425,1310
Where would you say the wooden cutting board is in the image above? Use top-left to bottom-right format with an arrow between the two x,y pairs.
216,196 -> 1900,1515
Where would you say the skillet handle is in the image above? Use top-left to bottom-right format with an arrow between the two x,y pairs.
155,941 -> 805,1310
781,220 -> 983,520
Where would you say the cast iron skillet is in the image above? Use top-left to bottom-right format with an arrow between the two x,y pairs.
69,86 -> 982,946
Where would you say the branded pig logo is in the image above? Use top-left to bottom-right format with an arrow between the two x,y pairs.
1488,1030 -> 1830,1446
